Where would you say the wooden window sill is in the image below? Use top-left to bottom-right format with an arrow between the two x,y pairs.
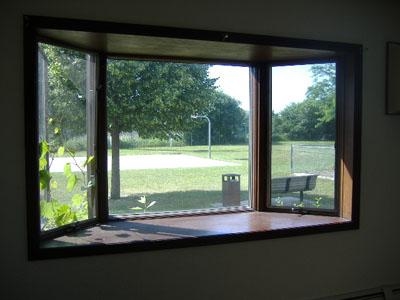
39,211 -> 352,258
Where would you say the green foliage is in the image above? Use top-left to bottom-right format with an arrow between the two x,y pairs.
107,60 -> 216,138
188,91 -> 248,145
39,141 -> 51,190
130,196 -> 157,213
57,146 -> 65,156
39,43 -> 87,141
40,195 -> 87,229
274,197 -> 284,207
118,134 -> 186,149
273,63 -> 336,141
64,135 -> 87,152
293,202 -> 305,208
39,169 -> 51,191
84,156 -> 95,167
63,162 -> 78,192
274,99 -> 330,140
314,196 -> 322,208
39,133 -> 94,231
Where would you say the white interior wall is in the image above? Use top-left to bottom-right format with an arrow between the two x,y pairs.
0,1 -> 399,299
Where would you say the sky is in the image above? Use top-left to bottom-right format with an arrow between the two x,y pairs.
208,64 -> 313,112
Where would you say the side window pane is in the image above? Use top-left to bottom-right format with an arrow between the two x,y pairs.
106,60 -> 250,215
38,43 -> 96,231
270,63 -> 336,210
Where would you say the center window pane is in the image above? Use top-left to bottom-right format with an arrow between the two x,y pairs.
106,60 -> 251,215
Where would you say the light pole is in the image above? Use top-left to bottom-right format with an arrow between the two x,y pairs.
191,114 -> 211,159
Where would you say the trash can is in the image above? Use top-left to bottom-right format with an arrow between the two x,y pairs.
222,174 -> 240,207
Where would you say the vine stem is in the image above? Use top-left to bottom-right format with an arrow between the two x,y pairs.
65,147 -> 87,187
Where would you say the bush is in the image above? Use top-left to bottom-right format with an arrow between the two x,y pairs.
119,132 -> 138,148
64,135 -> 87,152
272,133 -> 287,142
66,133 -> 187,152
115,133 -> 187,149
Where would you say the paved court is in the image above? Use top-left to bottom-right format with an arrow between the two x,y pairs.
50,154 -> 239,173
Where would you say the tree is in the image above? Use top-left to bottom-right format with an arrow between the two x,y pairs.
305,63 -> 336,139
272,110 -> 285,141
272,63 -> 336,141
189,91 -> 248,145
107,60 -> 216,199
39,44 -> 87,142
275,99 -> 327,140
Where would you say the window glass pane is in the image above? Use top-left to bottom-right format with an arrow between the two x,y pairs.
38,43 -> 96,231
106,60 -> 250,215
270,63 -> 336,210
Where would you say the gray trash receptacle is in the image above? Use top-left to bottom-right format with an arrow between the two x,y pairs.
222,174 -> 240,207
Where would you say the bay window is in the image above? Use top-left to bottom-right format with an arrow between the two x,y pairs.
24,15 -> 362,259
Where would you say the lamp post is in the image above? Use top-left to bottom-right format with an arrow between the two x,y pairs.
191,114 -> 211,159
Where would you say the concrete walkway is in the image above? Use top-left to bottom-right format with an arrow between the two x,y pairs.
50,154 -> 239,173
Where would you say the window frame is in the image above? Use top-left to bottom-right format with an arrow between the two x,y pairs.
266,59 -> 340,215
32,41 -> 101,240
24,15 -> 362,259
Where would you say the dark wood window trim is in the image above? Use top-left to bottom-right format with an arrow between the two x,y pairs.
24,15 -> 362,260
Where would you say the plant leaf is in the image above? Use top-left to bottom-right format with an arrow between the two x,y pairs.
83,155 -> 95,167
147,201 -> 156,208
39,156 -> 48,171
39,141 -> 49,158
39,170 -> 51,190
40,200 -> 55,219
57,146 -> 65,156
71,193 -> 84,207
55,204 -> 73,226
66,174 -> 77,192
130,207 -> 143,210
86,180 -> 94,189
50,179 -> 58,189
138,196 -> 146,204
64,163 -> 72,177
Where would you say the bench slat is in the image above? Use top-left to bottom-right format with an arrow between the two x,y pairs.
271,174 -> 317,193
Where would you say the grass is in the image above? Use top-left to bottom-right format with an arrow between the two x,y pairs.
49,142 -> 335,215
112,145 -> 250,214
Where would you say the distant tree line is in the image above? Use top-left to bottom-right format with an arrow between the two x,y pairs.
187,91 -> 249,146
272,63 -> 336,141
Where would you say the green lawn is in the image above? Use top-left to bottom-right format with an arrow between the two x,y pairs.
112,145 -> 250,214
50,142 -> 335,215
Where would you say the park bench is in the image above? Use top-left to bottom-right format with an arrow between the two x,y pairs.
271,174 -> 318,202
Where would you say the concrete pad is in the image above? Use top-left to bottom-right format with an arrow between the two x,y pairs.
50,154 -> 239,173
